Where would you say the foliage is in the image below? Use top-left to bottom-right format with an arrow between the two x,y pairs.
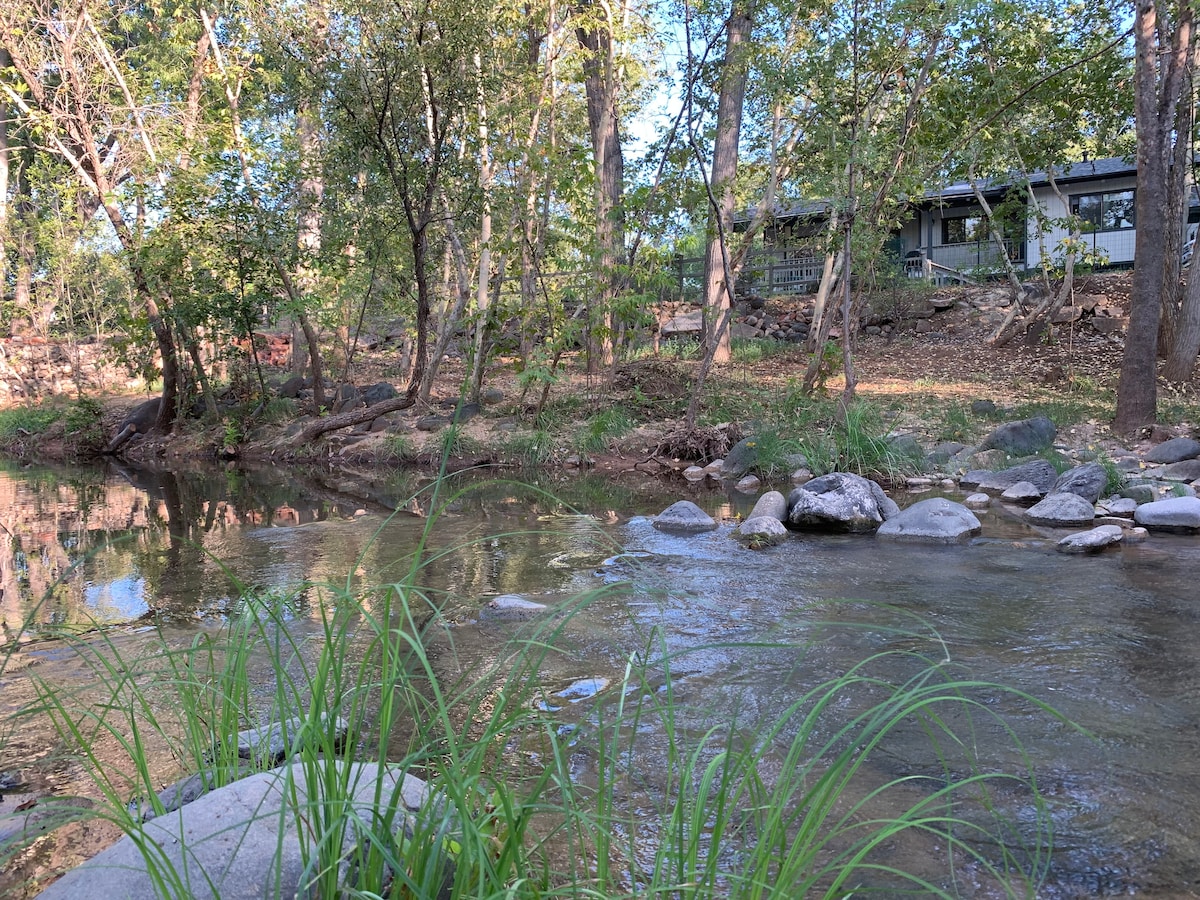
576,408 -> 635,454
63,398 -> 106,457
799,401 -> 924,480
937,403 -> 974,443
0,405 -> 63,443
496,430 -> 555,468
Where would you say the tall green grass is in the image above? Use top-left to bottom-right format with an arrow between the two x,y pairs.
2,478 -> 1067,898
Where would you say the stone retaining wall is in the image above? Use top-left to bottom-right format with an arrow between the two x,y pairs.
0,338 -> 145,405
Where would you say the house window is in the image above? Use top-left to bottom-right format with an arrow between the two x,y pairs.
941,215 -> 990,245
1071,190 -> 1135,231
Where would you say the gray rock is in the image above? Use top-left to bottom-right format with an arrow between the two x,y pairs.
683,465 -> 706,482
1000,481 -> 1043,505
787,473 -> 895,533
964,492 -> 991,510
721,438 -> 759,478
971,399 -> 999,416
1121,483 -> 1157,504
652,500 -> 718,534
362,382 -> 399,406
234,716 -> 349,768
38,762 -> 436,900
1057,524 -> 1124,554
481,594 -> 548,620
735,474 -> 761,493
877,498 -> 982,544
1025,492 -> 1097,527
1052,463 -> 1109,504
747,490 -> 787,522
888,433 -> 925,465
977,460 -> 1060,494
277,376 -> 307,400
1099,497 -> 1138,517
661,310 -> 703,337
735,515 -> 789,546
1133,496 -> 1200,532
927,442 -> 966,465
416,415 -> 450,432
449,402 -> 480,424
1144,437 -> 1200,464
1162,459 -> 1200,483
979,416 -> 1057,456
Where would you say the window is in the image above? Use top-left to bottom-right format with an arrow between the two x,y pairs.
941,215 -> 990,245
1071,189 -> 1135,231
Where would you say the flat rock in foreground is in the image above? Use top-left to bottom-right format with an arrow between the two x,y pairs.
38,762 -> 433,900
1025,492 -> 1097,527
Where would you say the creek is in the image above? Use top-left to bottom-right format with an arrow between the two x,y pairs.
1,459 -> 1199,897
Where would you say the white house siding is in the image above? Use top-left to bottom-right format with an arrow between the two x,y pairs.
1027,175 -> 1137,269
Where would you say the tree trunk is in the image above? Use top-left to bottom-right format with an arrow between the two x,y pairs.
1159,70 -> 1194,356
1164,250 -> 1200,381
1116,0 -> 1194,434
700,1 -> 754,364
576,2 -> 625,373
294,0 -> 327,397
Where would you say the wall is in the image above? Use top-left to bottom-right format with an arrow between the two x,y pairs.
0,338 -> 146,406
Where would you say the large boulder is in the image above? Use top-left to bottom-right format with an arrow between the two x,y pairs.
877,498 -> 982,544
1162,459 -> 1200,483
974,459 -> 1060,495
735,516 -> 789,546
787,473 -> 897,533
1144,437 -> 1200,464
1052,463 -> 1109,504
1025,492 -> 1096,527
978,416 -> 1057,456
362,381 -> 399,406
1134,496 -> 1200,532
38,762 -> 436,900
653,500 -> 718,534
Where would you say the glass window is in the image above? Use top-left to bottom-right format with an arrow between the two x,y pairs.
1071,190 -> 1135,231
941,215 -> 990,244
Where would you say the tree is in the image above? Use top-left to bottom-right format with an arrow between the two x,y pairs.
1115,0 -> 1194,434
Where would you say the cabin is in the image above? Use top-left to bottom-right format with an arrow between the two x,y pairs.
707,156 -> 1195,296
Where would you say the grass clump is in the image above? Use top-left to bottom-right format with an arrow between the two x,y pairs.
800,401 -> 925,480
0,403 -> 63,441
576,407 -> 634,454
497,429 -> 554,468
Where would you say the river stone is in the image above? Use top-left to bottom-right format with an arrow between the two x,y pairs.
747,490 -> 787,522
735,515 -> 788,546
1057,524 -> 1124,554
1099,497 -> 1138,517
735,474 -> 761,493
721,438 -> 759,478
977,460 -> 1060,495
1133,496 -> 1200,532
927,442 -> 966,466
1052,463 -> 1109,504
979,416 -> 1057,456
791,468 -> 814,485
787,473 -> 896,533
481,594 -> 548,620
416,415 -> 450,432
1162,459 -> 1200,483
234,715 -> 350,768
964,492 -> 991,510
876,498 -> 982,544
1000,481 -> 1043,505
1025,492 -> 1097,527
1121,483 -> 1157,504
38,762 -> 436,900
683,465 -> 706,482
652,500 -> 718,534
1144,437 -> 1200,464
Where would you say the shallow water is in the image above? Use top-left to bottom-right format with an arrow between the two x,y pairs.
1,461 -> 1199,897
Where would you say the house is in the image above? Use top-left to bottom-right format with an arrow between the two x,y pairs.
719,156 -> 1193,295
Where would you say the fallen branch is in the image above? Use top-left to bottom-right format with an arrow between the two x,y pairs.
291,396 -> 416,446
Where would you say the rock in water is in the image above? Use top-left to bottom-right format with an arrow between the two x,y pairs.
652,500 -> 718,534
1057,525 -> 1124,554
877,498 -> 982,544
787,473 -> 896,533
747,490 -> 787,522
735,515 -> 788,546
976,460 -> 1059,494
1133,496 -> 1200,532
1025,492 -> 1097,527
721,438 -> 759,478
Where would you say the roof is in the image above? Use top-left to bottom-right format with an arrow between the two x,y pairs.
753,156 -> 1137,223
